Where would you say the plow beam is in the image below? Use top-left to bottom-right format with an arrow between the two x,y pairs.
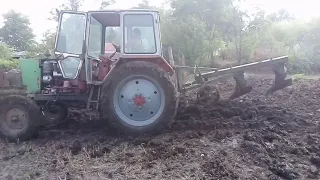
199,56 -> 289,79
179,56 -> 292,99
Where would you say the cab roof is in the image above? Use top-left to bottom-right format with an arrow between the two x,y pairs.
60,9 -> 159,14
88,9 -> 159,13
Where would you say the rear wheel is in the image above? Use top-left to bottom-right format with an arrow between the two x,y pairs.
0,95 -> 42,141
100,61 -> 178,135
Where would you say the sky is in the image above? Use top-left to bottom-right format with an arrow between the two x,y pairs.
0,0 -> 320,41
242,0 -> 320,19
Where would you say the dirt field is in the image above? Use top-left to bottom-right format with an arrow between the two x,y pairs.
1,75 -> 320,180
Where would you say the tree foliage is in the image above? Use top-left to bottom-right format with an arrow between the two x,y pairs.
34,30 -> 56,53
49,0 -> 84,22
0,10 -> 35,51
153,0 -> 320,73
4,0 -> 320,74
100,0 -> 116,9
0,43 -> 13,59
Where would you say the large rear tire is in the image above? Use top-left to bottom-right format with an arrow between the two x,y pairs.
100,61 -> 178,135
0,95 -> 42,141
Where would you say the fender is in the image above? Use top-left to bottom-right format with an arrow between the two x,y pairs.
120,55 -> 174,74
101,56 -> 175,84
122,56 -> 174,74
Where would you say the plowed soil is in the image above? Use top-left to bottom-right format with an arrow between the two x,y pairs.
1,75 -> 320,180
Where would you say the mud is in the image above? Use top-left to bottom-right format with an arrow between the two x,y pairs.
1,75 -> 320,179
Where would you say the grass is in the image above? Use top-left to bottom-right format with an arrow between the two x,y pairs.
292,73 -> 307,82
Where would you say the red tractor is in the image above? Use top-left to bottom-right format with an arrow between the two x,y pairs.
0,9 -> 292,141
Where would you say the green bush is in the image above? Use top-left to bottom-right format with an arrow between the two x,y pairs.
0,43 -> 19,71
293,73 -> 306,81
0,59 -> 19,71
0,43 -> 13,60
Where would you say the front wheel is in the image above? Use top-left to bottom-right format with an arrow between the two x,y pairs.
0,95 -> 42,141
100,61 -> 178,135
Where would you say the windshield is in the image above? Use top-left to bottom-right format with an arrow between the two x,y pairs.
124,14 -> 156,54
56,13 -> 86,54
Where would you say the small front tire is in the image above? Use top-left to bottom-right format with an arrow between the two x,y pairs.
0,95 -> 42,141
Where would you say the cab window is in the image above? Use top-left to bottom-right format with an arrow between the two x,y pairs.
123,14 -> 156,54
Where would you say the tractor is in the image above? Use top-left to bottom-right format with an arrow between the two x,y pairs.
0,9 -> 292,141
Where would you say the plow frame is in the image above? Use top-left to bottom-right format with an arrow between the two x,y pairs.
172,55 -> 292,99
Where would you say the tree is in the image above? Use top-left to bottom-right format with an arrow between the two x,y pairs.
37,30 -> 57,52
25,30 -> 57,57
67,0 -> 83,11
161,14 -> 219,66
136,0 -> 152,8
49,0 -> 84,22
268,9 -> 295,22
38,0 -> 320,74
100,0 -> 116,9
0,43 -> 13,59
160,0 -> 234,65
0,10 -> 35,51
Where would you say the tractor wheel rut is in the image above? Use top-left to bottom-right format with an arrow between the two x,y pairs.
1,76 -> 320,179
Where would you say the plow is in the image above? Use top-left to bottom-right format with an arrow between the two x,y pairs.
0,9 -> 292,141
174,55 -> 292,101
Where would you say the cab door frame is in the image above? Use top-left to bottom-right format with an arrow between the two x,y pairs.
54,10 -> 88,80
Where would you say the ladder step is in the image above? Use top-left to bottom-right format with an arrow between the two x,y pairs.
86,85 -> 101,110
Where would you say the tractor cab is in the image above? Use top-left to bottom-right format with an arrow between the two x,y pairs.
55,10 -> 163,84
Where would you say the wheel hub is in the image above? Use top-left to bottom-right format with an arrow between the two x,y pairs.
5,108 -> 28,130
133,95 -> 146,106
114,76 -> 165,127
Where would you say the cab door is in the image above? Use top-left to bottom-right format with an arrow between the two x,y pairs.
55,11 -> 87,79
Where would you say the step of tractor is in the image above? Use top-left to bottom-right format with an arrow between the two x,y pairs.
86,85 -> 101,110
